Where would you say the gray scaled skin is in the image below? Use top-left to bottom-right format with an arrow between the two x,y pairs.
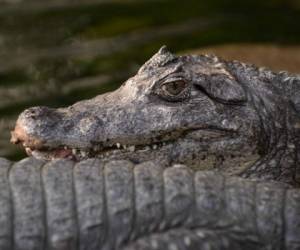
11,46 -> 300,185
0,157 -> 299,250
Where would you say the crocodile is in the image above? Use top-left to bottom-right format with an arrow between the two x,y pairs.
10,46 -> 300,185
6,48 -> 300,249
0,157 -> 299,250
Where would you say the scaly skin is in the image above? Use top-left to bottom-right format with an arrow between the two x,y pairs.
11,47 -> 300,185
0,157 -> 299,250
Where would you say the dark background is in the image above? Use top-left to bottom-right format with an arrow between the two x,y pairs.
0,0 -> 299,160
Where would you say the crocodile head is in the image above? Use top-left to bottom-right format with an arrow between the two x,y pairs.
11,46 -> 299,178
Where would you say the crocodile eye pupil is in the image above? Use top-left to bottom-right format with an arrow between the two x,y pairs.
162,80 -> 187,96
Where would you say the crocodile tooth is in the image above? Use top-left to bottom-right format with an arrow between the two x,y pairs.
123,145 -> 127,149
184,236 -> 191,247
80,151 -> 87,157
196,231 -> 205,238
116,143 -> 121,149
128,145 -> 135,152
72,149 -> 77,155
25,147 -> 32,156
93,146 -> 98,152
213,57 -> 219,63
152,144 -> 157,150
162,142 -> 166,146
215,62 -> 223,68
64,146 -> 68,150
150,239 -> 159,249
145,146 -> 150,151
173,164 -> 185,168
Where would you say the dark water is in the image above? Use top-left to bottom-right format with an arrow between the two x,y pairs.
0,0 -> 300,160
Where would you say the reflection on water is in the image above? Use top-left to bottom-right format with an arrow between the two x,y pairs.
0,0 -> 299,160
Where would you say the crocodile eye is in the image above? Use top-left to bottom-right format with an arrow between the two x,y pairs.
161,80 -> 187,97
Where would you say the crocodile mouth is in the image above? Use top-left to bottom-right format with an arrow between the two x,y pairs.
11,123 -> 176,161
11,126 -> 235,161
24,141 -> 171,161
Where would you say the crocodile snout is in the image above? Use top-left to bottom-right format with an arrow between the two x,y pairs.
18,106 -> 54,122
10,123 -> 27,145
10,106 -> 59,149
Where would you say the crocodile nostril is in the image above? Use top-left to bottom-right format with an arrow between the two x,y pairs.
24,106 -> 52,120
11,107 -> 54,147
10,131 -> 21,144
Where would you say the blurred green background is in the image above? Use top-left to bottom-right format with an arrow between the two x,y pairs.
1,0 -> 300,160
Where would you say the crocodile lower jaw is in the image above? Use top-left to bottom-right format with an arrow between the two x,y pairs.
27,141 -> 170,161
20,128 -> 235,161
